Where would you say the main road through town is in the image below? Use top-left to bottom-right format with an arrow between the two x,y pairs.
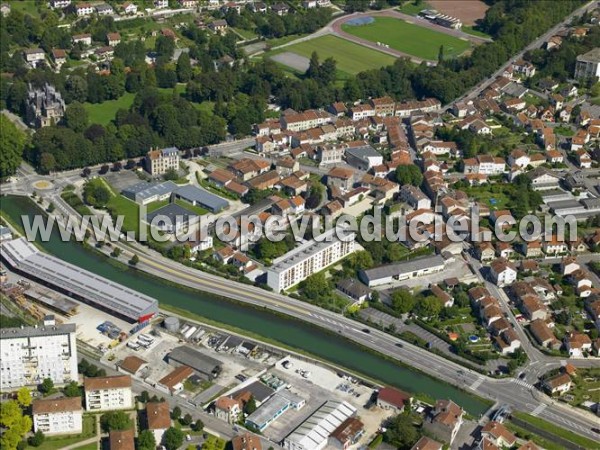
94,230 -> 600,441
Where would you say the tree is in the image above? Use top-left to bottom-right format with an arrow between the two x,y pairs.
306,51 -> 320,80
83,180 -> 111,207
28,431 -> 45,447
300,272 -> 330,300
164,427 -> 184,450
111,247 -> 122,258
395,165 -> 423,186
0,115 -> 26,179
16,388 -> 31,408
63,381 -> 81,398
244,396 -> 257,414
438,45 -> 445,64
171,406 -> 181,421
39,378 -> 54,394
39,153 -> 56,174
390,289 -> 416,314
0,400 -> 32,449
181,413 -> 193,426
163,168 -> 179,181
63,102 -> 89,133
139,391 -> 150,403
351,251 -> 374,271
100,411 -> 133,432
193,419 -> 204,432
415,295 -> 443,318
137,429 -> 156,450
176,52 -> 192,83
156,35 -> 176,59
129,254 -> 139,266
384,413 -> 419,448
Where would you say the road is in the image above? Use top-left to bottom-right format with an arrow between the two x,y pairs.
444,0 -> 598,109
3,167 -> 600,441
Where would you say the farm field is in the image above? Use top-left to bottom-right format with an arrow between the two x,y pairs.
267,35 -> 396,78
341,17 -> 471,60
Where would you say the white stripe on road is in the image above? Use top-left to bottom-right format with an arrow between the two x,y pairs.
531,403 -> 546,417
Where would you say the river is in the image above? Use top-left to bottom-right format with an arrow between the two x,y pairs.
1,195 -> 488,414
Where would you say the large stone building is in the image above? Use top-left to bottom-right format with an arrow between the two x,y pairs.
0,323 -> 78,390
25,83 -> 66,128
145,147 -> 180,176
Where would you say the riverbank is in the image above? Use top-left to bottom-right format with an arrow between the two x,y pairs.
1,194 -> 490,414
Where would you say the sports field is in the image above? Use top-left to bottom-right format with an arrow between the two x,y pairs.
268,35 -> 396,78
341,17 -> 471,60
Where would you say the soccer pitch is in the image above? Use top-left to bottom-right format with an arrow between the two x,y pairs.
269,35 -> 397,77
342,17 -> 471,60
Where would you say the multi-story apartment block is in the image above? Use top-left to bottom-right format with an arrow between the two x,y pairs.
25,83 -> 66,128
574,48 -> 600,81
84,375 -> 133,411
281,110 -> 331,132
32,397 -> 83,435
317,143 -> 346,164
266,228 -> 356,292
369,96 -> 396,117
145,147 -> 180,176
0,323 -> 78,390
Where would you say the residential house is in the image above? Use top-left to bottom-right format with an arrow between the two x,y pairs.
328,417 -> 364,450
490,258 -> 517,287
327,167 -> 355,192
411,436 -> 443,450
23,48 -> 45,67
564,331 -> 592,357
370,96 -> 396,116
481,421 -> 516,448
215,396 -> 242,424
529,319 -> 561,350
376,387 -> 412,413
109,429 -> 135,450
121,2 -> 138,14
75,2 -> 94,16
145,147 -> 180,176
542,373 -> 572,395
209,19 -> 228,34
423,399 -> 463,445
106,32 -> 121,46
72,34 -> 92,46
146,402 -> 171,445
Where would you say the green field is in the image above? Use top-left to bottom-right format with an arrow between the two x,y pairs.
268,35 -> 396,78
84,93 -> 136,125
342,17 -> 471,60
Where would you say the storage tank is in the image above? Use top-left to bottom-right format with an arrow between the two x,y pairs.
164,316 -> 180,333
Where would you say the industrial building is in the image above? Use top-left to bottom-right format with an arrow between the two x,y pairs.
174,184 -> 229,213
245,390 -> 305,432
1,238 -> 159,323
121,181 -> 179,205
283,400 -> 357,450
358,255 -> 446,287
0,323 -> 78,390
266,228 -> 356,292
145,203 -> 198,233
167,346 -> 222,380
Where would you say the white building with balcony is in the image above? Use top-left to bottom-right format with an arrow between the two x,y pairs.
84,375 -> 133,411
0,324 -> 78,390
32,397 -> 83,436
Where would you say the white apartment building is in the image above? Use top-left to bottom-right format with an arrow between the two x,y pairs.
75,3 -> 95,16
0,324 -> 78,390
574,48 -> 600,81
145,147 -> 180,176
32,397 -> 83,436
281,110 -> 332,132
266,228 -> 356,292
84,375 -> 133,411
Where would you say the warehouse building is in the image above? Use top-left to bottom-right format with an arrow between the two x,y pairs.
0,323 -> 78,390
358,255 -> 446,287
283,400 -> 357,450
1,238 -> 159,323
174,185 -> 229,213
121,181 -> 178,205
167,346 -> 222,380
266,228 -> 356,292
245,390 -> 305,432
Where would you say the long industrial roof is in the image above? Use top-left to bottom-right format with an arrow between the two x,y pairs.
285,400 -> 356,449
1,238 -> 158,321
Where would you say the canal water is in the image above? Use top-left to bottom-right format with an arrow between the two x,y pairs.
1,195 -> 488,414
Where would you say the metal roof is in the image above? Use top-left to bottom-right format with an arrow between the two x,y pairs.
0,323 -> 76,339
1,238 -> 158,321
345,145 -> 381,159
285,400 -> 356,449
121,181 -> 178,202
167,346 -> 222,376
359,255 -> 445,283
174,185 -> 229,212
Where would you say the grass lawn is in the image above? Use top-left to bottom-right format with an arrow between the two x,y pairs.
266,33 -> 311,48
463,184 -> 514,211
202,434 -> 227,450
554,125 -> 575,137
268,35 -> 396,77
342,17 -> 471,60
505,421 -> 564,450
462,26 -> 492,39
234,27 -> 258,40
397,1 -> 430,16
84,93 -> 136,126
10,1 -> 44,17
107,194 -> 142,237
511,412 -> 600,449
71,444 -> 98,450
175,198 -> 209,216
33,415 -> 96,450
